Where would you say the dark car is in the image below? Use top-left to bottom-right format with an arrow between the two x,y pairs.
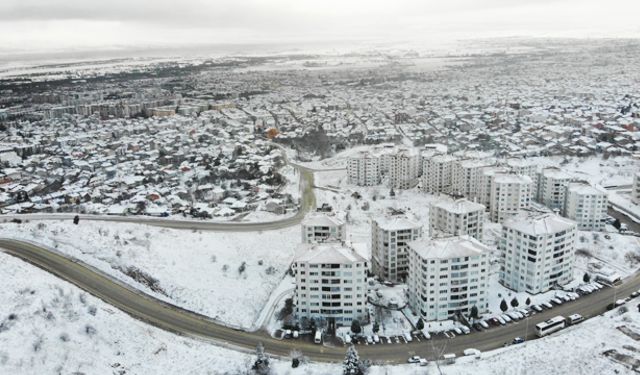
512,337 -> 525,344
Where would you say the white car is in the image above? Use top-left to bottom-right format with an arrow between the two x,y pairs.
480,320 -> 490,329
501,314 -> 512,323
532,305 -> 543,312
408,356 -> 421,363
453,327 -> 463,335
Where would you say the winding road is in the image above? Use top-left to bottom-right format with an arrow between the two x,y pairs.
1,155 -> 640,363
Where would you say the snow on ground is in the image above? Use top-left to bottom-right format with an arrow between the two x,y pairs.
575,229 -> 640,276
2,244 -> 639,374
609,190 -> 640,223
0,220 -> 298,330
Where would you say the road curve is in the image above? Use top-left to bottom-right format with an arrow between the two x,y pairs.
2,238 -> 640,364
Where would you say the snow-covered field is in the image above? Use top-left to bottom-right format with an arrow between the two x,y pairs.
0,220 -> 298,330
1,250 -> 639,375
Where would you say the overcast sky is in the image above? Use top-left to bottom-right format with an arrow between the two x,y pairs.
1,0 -> 639,52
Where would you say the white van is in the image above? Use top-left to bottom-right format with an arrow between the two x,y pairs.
463,348 -> 481,359
314,330 -> 322,344
443,353 -> 456,364
567,314 -> 583,325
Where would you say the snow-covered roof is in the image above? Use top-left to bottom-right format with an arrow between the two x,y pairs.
503,212 -> 577,236
431,198 -> 485,214
373,214 -> 421,231
294,243 -> 367,264
302,212 -> 345,227
493,173 -> 533,185
408,235 -> 489,260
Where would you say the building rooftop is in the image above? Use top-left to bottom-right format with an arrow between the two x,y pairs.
431,198 -> 485,214
408,235 -> 489,260
493,173 -> 533,185
566,182 -> 605,196
503,212 -> 577,236
302,212 -> 345,227
373,214 -> 421,231
294,242 -> 367,264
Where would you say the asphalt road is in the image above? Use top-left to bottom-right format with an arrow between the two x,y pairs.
1,238 -> 640,364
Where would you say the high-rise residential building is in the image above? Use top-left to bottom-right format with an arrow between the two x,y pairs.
564,182 -> 607,231
475,166 -> 510,207
293,242 -> 368,327
429,198 -> 485,241
451,158 -> 495,198
371,215 -> 423,282
422,154 -> 458,194
633,171 -> 640,205
489,173 -> 533,223
500,212 -> 577,294
506,159 -> 538,189
407,236 -> 490,321
388,148 -> 421,189
538,167 -> 573,212
347,151 -> 380,186
301,212 -> 347,243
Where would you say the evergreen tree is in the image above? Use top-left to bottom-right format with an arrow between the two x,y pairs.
500,299 -> 508,312
470,305 -> 479,320
351,319 -> 362,335
252,343 -> 271,375
73,215 -> 80,225
511,297 -> 519,308
583,272 -> 591,283
343,346 -> 365,375
416,318 -> 424,331
372,321 -> 380,333
525,297 -> 531,306
613,218 -> 621,230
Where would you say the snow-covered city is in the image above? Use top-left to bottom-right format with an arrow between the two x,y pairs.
2,1 -> 640,374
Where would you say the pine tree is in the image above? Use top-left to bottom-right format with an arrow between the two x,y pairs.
470,305 -> 479,320
351,319 -> 362,335
583,272 -> 591,283
343,345 -> 365,375
416,318 -> 424,330
372,321 -> 380,333
511,297 -> 519,308
252,343 -> 271,375
525,297 -> 531,306
500,299 -> 508,312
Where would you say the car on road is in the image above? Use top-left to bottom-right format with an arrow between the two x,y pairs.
631,290 -> 640,298
567,314 -> 584,325
460,326 -> 471,335
366,336 -> 373,344
408,356 -> 421,363
464,348 -> 482,359
373,334 -> 380,344
532,304 -> 543,312
314,330 -> 322,344
418,358 -> 428,366
344,334 -> 352,344
512,337 -> 525,345
615,299 -> 626,307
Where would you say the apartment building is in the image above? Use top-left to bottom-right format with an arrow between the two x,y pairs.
475,166 -> 510,207
538,167 -> 573,212
347,151 -> 381,186
371,214 -> 423,282
407,236 -> 490,321
301,212 -> 347,243
506,159 -> 538,188
422,154 -> 458,194
564,182 -> 607,231
500,212 -> 577,294
293,242 -> 369,327
388,148 -> 421,189
429,198 -> 485,241
489,173 -> 533,223
451,158 -> 495,198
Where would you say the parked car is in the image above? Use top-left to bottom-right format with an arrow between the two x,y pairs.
551,298 -> 563,305
542,302 -> 554,309
567,314 -> 584,325
460,326 -> 471,335
408,356 -> 421,364
344,334 -> 352,344
453,327 -> 463,335
480,320 -> 490,329
512,337 -> 525,344
418,358 -> 428,366
615,299 -> 626,307
366,336 -> 373,344
373,334 -> 380,344
501,314 -> 512,323
532,304 -> 543,312
496,316 -> 507,325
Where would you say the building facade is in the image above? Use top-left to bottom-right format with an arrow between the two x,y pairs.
489,173 -> 533,223
429,198 -> 485,241
500,213 -> 577,294
564,182 -> 607,231
537,167 -> 573,212
371,215 -> 423,282
347,151 -> 380,186
388,149 -> 421,189
301,212 -> 347,243
422,154 -> 458,194
407,236 -> 490,321
633,171 -> 640,205
293,243 -> 369,327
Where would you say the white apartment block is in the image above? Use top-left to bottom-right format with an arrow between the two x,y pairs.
429,198 -> 485,242
293,243 -> 369,327
372,215 -> 423,282
475,166 -> 510,207
407,236 -> 490,321
564,182 -> 607,231
388,148 -> 421,189
500,213 -> 577,294
538,167 -> 573,212
633,171 -> 640,205
422,154 -> 458,194
347,151 -> 381,186
451,158 -> 495,198
489,173 -> 533,223
301,212 -> 347,243
506,159 -> 538,188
